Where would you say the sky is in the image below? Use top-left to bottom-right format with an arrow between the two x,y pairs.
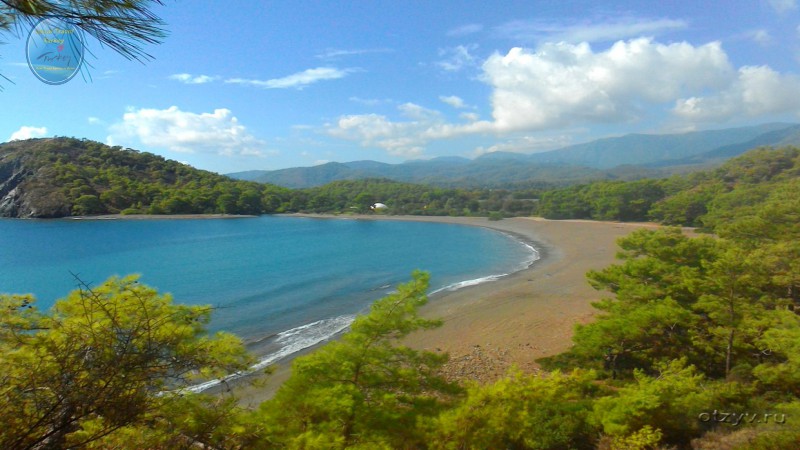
3,0 -> 800,174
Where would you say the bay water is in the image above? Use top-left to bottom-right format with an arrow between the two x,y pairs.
0,216 -> 537,384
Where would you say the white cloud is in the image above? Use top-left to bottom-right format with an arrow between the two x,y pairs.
472,135 -> 573,157
225,67 -> 352,89
315,48 -> 392,60
673,65 -> 800,121
96,69 -> 121,80
768,0 -> 797,13
447,23 -> 483,37
349,96 -> 392,106
482,39 -> 734,131
108,106 -> 266,157
328,37 -> 800,157
495,17 -> 687,44
169,73 -> 219,84
326,102 -> 492,158
439,95 -> 466,108
327,114 -> 415,157
9,126 -> 47,141
436,45 -> 478,72
326,106 -> 437,158
748,29 -> 772,46
398,102 -> 440,120
459,112 -> 480,122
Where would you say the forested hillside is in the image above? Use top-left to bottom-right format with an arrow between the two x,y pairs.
538,146 -> 800,227
0,138 -> 292,217
0,138 -> 537,218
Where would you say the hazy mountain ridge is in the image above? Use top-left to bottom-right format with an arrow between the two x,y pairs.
229,123 -> 800,188
524,122 -> 797,167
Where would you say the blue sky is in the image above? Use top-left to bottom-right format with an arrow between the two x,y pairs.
3,0 -> 800,174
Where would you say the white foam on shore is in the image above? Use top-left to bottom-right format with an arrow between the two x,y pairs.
185,314 -> 355,393
253,314 -> 355,371
430,233 -> 540,295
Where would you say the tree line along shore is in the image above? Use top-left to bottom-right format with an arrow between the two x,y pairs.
2,137 -> 799,230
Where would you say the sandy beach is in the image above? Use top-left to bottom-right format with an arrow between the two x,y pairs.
228,215 -> 663,407
400,216 -> 655,381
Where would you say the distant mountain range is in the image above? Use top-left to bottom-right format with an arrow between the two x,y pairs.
229,123 -> 800,188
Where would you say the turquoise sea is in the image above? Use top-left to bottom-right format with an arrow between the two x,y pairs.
0,216 -> 537,387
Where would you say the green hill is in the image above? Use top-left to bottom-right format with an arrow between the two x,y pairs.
0,137 -> 291,218
536,145 -> 800,227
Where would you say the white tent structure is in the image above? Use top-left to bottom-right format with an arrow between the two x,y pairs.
371,202 -> 388,210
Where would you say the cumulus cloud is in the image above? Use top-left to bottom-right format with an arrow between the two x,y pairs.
326,102 -> 492,158
327,113 -> 425,158
9,126 -> 47,141
108,106 -> 266,156
673,65 -> 800,121
482,38 -> 734,131
440,95 -> 466,108
226,67 -> 352,89
494,17 -> 687,44
169,73 -> 219,84
326,103 -> 451,158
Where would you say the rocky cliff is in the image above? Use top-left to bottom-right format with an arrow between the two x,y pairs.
0,139 -> 71,218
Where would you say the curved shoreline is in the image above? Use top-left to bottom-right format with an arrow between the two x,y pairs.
201,214 -> 544,396
229,215 -> 655,405
32,212 -> 662,402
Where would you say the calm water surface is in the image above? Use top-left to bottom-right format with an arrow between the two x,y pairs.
0,216 -> 537,368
